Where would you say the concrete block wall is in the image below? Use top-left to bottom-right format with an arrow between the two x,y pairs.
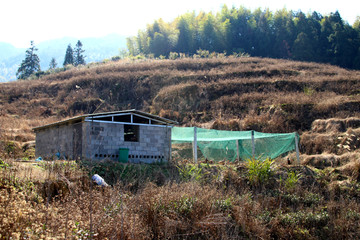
84,121 -> 172,163
35,123 -> 77,159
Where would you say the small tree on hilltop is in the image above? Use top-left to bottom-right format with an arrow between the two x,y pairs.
16,41 -> 41,79
63,44 -> 74,66
49,57 -> 57,70
74,40 -> 86,66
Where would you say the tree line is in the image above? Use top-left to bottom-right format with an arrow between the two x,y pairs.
16,40 -> 86,79
127,6 -> 360,69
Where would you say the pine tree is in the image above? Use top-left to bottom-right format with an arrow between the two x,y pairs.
63,44 -> 74,66
176,16 -> 193,54
74,40 -> 86,66
49,57 -> 57,70
16,41 -> 41,79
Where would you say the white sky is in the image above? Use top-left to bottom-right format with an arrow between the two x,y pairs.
0,0 -> 358,48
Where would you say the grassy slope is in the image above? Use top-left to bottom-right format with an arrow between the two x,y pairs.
1,57 -> 360,156
1,57 -> 360,126
1,56 -> 360,238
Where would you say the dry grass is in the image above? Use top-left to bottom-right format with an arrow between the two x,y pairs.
312,118 -> 360,133
1,57 -> 359,135
1,56 -> 360,238
0,115 -> 56,159
1,158 -> 360,239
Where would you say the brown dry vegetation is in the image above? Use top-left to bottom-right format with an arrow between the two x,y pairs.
1,57 -> 360,128
1,156 -> 360,239
1,56 -> 360,239
1,57 -> 360,154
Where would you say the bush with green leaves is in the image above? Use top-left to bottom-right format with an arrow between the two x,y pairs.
245,157 -> 274,188
169,52 -> 179,60
214,197 -> 232,212
171,196 -> 195,216
284,171 -> 301,192
177,164 -> 204,182
280,210 -> 329,228
303,192 -> 322,207
195,49 -> 210,58
0,159 -> 9,169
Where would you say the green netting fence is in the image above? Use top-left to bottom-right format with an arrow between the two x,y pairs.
171,127 -> 299,162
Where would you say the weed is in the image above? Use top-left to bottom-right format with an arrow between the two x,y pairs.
72,221 -> 92,239
257,210 -> 272,224
282,193 -> 301,208
245,157 -> 274,188
303,192 -> 322,207
3,141 -> 18,158
214,197 -> 233,212
346,209 -> 360,220
279,210 -> 329,228
304,86 -> 315,96
0,159 -> 9,169
172,195 -> 195,216
284,171 -> 301,192
177,164 -> 204,182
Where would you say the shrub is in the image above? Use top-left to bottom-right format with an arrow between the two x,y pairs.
303,192 -> 322,207
279,210 -> 329,228
245,157 -> 274,189
177,164 -> 204,182
284,171 -> 301,192
2,141 -> 20,158
214,197 -> 232,212
195,49 -> 210,58
0,159 -> 9,169
168,52 -> 179,60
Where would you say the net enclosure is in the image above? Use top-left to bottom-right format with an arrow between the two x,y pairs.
171,127 -> 299,162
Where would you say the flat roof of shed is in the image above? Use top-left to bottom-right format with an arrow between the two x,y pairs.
33,109 -> 178,131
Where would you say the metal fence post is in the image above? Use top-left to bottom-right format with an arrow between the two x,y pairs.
193,127 -> 198,163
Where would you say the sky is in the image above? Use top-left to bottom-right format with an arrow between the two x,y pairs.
0,0 -> 359,48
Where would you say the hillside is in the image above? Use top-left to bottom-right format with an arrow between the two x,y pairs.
2,57 -> 360,116
1,56 -> 360,239
0,56 -> 359,157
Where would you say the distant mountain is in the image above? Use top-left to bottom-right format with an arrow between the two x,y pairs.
0,34 -> 127,82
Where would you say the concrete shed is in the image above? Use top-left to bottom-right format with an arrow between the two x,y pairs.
33,110 -> 177,163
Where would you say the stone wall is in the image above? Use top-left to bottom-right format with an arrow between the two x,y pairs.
83,121 -> 172,163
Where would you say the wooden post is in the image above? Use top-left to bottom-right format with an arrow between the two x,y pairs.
295,132 -> 300,165
193,127 -> 198,164
236,140 -> 240,161
251,130 -> 255,158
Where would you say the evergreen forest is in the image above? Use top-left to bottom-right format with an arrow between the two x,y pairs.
127,6 -> 360,69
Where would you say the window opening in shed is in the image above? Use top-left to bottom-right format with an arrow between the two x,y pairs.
133,115 -> 149,124
124,125 -> 139,142
151,121 -> 166,125
114,115 -> 131,123
95,116 -> 112,121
